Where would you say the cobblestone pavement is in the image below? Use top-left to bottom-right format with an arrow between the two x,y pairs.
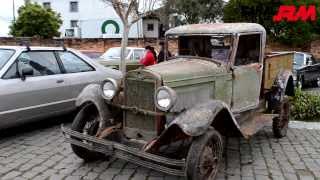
0,121 -> 320,180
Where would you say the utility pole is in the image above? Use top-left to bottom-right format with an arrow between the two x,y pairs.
13,0 -> 16,22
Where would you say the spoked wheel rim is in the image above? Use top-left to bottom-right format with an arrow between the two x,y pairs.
83,115 -> 99,136
199,140 -> 221,180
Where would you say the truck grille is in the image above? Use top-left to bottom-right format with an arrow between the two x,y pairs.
124,78 -> 157,140
125,78 -> 156,111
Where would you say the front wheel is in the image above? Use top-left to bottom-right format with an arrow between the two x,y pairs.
71,104 -> 105,161
186,128 -> 223,180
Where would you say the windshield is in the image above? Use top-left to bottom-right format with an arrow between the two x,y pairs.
173,35 -> 232,63
0,49 -> 15,70
100,47 -> 130,60
293,53 -> 305,70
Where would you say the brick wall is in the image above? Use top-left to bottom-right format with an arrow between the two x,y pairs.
2,37 -> 319,59
0,37 -> 178,53
311,40 -> 320,60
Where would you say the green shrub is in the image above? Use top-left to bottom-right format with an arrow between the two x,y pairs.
291,89 -> 320,121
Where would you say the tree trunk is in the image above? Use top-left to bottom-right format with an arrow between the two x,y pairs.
120,24 -> 130,75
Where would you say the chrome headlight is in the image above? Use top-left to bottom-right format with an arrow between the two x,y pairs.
101,78 -> 118,100
155,86 -> 177,111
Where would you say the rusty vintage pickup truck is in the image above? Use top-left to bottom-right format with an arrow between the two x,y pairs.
62,23 -> 294,180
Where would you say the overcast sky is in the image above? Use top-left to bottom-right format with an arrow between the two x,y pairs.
0,0 -> 24,37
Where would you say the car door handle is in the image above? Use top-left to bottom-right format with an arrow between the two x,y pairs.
56,79 -> 64,83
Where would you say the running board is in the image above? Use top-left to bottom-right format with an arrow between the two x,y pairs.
61,126 -> 186,177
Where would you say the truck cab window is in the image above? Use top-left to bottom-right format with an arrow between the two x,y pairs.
178,35 -> 231,63
235,34 -> 261,66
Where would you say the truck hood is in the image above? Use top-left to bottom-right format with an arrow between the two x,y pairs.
145,57 -> 228,86
98,58 -> 138,66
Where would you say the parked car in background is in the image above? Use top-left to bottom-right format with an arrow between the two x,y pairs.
294,53 -> 320,88
98,47 -> 145,71
80,50 -> 103,60
0,46 -> 121,129
272,51 -> 318,87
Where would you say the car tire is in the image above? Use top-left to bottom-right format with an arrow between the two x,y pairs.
186,128 -> 223,180
70,103 -> 105,161
272,96 -> 290,138
297,76 -> 304,89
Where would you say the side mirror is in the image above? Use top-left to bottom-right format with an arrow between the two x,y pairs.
21,67 -> 33,81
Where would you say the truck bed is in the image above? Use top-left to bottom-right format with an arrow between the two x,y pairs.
263,52 -> 294,90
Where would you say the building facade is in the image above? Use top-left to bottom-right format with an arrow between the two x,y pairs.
30,0 -> 159,39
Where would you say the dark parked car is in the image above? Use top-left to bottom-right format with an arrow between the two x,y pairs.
273,51 -> 319,88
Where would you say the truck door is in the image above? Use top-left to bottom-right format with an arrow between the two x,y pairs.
232,33 -> 263,113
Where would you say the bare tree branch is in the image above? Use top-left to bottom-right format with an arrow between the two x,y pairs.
100,0 -> 158,74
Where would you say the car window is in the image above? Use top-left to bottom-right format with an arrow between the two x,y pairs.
134,50 -> 144,60
3,51 -> 61,79
235,34 -> 261,66
0,49 -> 15,70
294,53 -> 305,66
58,51 -> 94,73
100,47 -> 130,60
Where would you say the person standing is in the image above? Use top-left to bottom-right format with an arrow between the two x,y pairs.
157,41 -> 172,63
140,46 -> 156,67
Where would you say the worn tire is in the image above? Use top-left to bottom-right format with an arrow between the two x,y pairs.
186,128 -> 223,180
71,104 -> 105,161
272,97 -> 290,138
297,76 -> 304,89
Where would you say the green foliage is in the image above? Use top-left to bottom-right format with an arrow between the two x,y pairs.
273,0 -> 320,46
10,3 -> 62,38
224,0 -> 280,34
291,88 -> 320,121
223,0 -> 320,46
174,0 -> 224,24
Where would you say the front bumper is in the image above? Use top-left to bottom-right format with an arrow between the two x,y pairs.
61,126 -> 186,176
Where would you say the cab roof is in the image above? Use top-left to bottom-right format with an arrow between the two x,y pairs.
165,23 -> 266,36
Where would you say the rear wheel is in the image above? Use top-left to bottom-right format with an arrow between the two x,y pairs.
273,96 -> 290,138
297,76 -> 304,89
71,104 -> 105,161
186,128 -> 223,180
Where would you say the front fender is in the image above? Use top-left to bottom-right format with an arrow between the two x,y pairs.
274,70 -> 294,96
75,84 -> 110,123
168,100 -> 243,137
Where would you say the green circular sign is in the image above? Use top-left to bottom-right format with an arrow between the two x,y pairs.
101,20 -> 120,34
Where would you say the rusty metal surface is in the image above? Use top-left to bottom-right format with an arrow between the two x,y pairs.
264,53 -> 294,90
75,84 -> 112,124
167,100 -> 243,137
146,58 -> 226,85
165,23 -> 266,36
239,113 -> 274,138
62,126 -> 186,176
123,71 -> 160,141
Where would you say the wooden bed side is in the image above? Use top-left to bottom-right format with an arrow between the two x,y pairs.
263,52 -> 294,90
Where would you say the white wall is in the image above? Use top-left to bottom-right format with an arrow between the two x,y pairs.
143,19 -> 159,38
31,0 -> 144,38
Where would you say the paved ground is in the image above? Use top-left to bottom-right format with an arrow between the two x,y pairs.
0,120 -> 320,180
